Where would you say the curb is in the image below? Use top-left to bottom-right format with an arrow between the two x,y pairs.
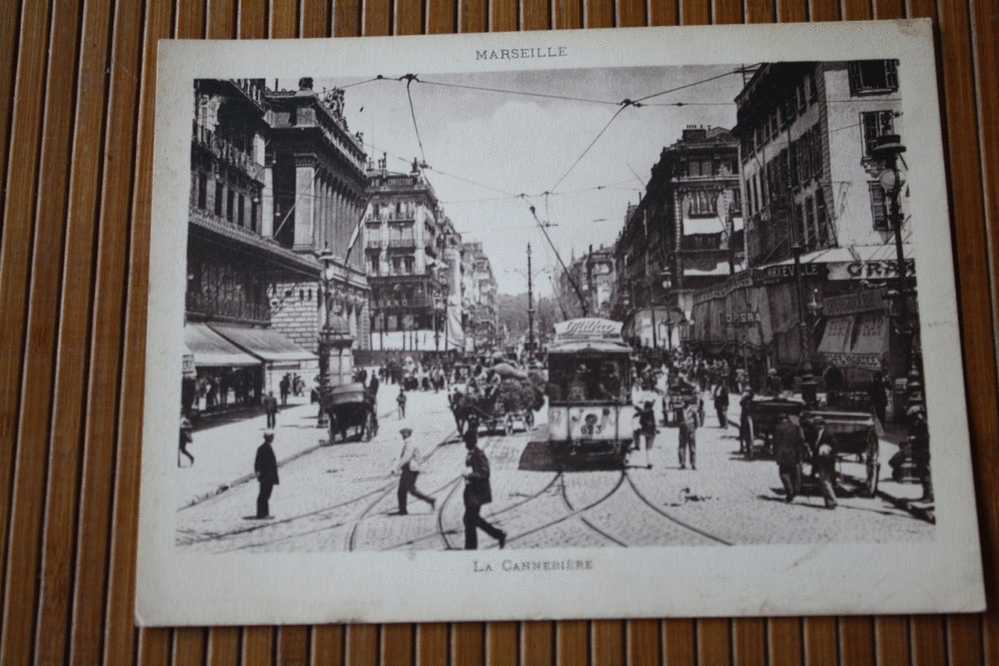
179,405 -> 397,511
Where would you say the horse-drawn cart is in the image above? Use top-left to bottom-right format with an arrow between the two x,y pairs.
744,396 -> 806,459
324,382 -> 377,443
802,409 -> 881,497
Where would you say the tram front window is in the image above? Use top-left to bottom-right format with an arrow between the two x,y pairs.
547,356 -> 629,403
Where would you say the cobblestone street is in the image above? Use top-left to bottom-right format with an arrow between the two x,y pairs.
175,389 -> 933,553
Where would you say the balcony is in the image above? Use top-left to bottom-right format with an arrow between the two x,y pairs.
192,122 -> 264,183
387,236 -> 417,249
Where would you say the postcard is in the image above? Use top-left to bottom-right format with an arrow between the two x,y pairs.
137,19 -> 985,625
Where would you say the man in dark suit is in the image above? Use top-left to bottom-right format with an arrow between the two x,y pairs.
772,414 -> 806,502
262,390 -> 279,429
462,422 -> 506,550
254,430 -> 279,519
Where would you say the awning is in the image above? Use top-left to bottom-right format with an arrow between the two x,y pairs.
768,243 -> 913,281
817,316 -> 854,355
818,312 -> 888,371
210,324 -> 316,363
184,323 -> 259,367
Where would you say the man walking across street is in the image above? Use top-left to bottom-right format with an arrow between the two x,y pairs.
678,402 -> 699,470
462,423 -> 506,550
262,390 -> 278,429
772,414 -> 806,502
712,382 -> 729,430
397,387 -> 407,419
254,430 -> 279,519
393,427 -> 435,515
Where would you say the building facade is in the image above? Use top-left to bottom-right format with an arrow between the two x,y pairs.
461,241 -> 499,351
264,78 -> 371,361
184,78 -> 319,415
612,126 -> 744,348
690,60 -> 912,389
557,245 -> 616,320
363,157 -> 451,351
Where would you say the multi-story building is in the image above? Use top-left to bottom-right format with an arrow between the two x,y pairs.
184,78 -> 320,414
612,126 -> 744,348
689,60 -> 911,385
264,78 -> 371,362
462,241 -> 499,351
363,156 -> 450,351
557,244 -> 616,319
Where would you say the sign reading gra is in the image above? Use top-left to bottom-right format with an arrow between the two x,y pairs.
829,258 -> 916,281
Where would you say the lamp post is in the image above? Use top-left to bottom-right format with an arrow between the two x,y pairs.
316,249 -> 335,429
872,134 -> 918,403
792,239 -> 818,405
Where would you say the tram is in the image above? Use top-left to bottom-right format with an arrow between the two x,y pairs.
543,318 -> 634,466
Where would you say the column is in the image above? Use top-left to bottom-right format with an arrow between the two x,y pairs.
315,170 -> 325,250
261,162 -> 274,237
293,154 -> 316,251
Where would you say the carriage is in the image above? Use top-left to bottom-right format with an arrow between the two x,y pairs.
540,318 -> 634,467
801,409 -> 881,497
743,396 -> 807,459
324,382 -> 377,443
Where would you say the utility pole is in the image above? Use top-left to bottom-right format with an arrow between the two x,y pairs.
527,243 -> 536,356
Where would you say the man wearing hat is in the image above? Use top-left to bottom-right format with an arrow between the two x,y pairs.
254,430 -> 279,519
393,427 -> 435,515
178,417 -> 194,467
772,413 -> 805,502
462,421 -> 506,549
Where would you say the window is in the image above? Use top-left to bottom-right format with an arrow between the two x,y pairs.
689,190 -> 717,217
197,173 -> 207,209
816,188 -> 829,244
404,256 -> 415,274
861,110 -> 895,157
730,188 -> 742,214
214,182 -> 223,216
849,60 -> 899,95
869,181 -> 889,230
250,200 -> 258,232
237,194 -> 245,226
689,161 -> 701,177
391,257 -> 403,274
804,195 -> 815,246
226,189 -> 235,222
752,174 -> 760,214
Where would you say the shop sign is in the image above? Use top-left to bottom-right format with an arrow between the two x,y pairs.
182,353 -> 197,378
821,288 -> 888,317
724,311 -> 761,325
753,262 -> 827,284
829,258 -> 916,281
818,351 -> 883,371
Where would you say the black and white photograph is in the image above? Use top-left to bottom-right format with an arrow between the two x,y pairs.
138,22 -> 984,625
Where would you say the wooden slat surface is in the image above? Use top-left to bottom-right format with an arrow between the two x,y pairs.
0,0 -> 995,664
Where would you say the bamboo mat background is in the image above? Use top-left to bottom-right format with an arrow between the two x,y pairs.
0,0 -> 996,664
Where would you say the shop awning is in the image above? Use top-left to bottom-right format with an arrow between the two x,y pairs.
817,316 -> 854,355
210,324 -> 316,363
768,243 -> 913,281
184,323 -> 259,367
818,312 -> 889,371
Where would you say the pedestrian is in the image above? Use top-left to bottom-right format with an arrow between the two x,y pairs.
462,425 -> 506,549
178,417 -> 194,467
262,390 -> 278,429
369,372 -> 380,398
712,382 -> 729,429
678,402 -> 698,470
396,387 -> 407,419
808,416 -> 838,509
739,389 -> 754,455
254,430 -> 279,519
279,374 -> 290,406
393,427 -> 435,515
631,400 -> 655,469
772,414 -> 805,502
868,372 -> 888,425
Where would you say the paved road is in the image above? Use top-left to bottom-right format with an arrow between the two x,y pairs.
175,389 -> 933,553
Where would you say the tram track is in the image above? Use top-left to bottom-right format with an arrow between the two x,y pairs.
558,473 -> 628,547
623,470 -> 733,546
180,426 -> 460,549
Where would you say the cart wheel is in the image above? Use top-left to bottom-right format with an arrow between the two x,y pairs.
504,415 -> 514,436
865,430 -> 880,497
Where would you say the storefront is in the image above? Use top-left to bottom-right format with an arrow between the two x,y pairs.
183,323 -> 262,414
209,323 -> 317,396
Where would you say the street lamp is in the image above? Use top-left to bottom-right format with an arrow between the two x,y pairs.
872,134 -> 920,411
316,249 -> 336,429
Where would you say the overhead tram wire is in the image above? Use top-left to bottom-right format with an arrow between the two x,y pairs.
529,204 -> 588,315
415,77 -> 620,106
633,68 -> 745,103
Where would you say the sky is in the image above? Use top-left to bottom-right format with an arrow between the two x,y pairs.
288,65 -> 745,296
